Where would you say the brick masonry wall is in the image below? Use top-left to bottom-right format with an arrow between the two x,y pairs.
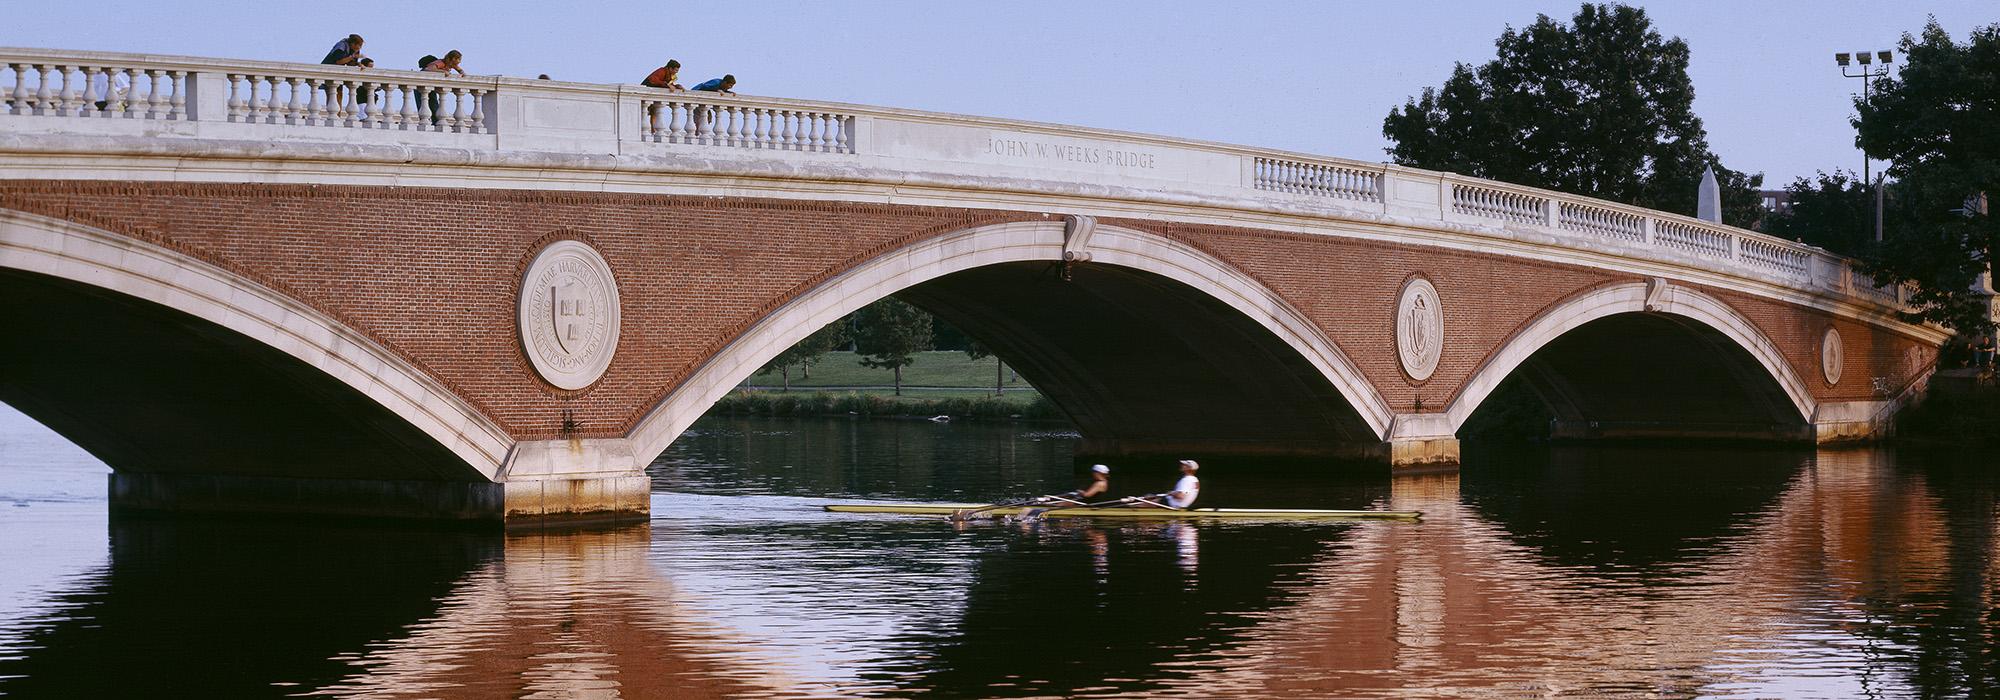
0,181 -> 1932,443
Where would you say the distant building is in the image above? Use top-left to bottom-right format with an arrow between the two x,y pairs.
1758,190 -> 1793,216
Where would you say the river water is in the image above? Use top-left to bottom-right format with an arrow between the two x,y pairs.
1,405 -> 1997,698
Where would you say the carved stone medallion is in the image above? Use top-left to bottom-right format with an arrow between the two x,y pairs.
519,240 -> 621,390
1396,278 -> 1444,382
1820,326 -> 1843,386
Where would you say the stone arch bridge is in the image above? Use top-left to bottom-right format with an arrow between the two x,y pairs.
0,49 -> 1944,525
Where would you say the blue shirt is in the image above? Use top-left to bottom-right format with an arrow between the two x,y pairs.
691,78 -> 729,92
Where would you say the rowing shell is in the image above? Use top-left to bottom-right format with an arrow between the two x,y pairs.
822,503 -> 1421,521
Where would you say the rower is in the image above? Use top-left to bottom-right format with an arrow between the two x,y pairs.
1162,459 -> 1200,509
1168,460 -> 1192,508
1065,464 -> 1111,503
1123,459 -> 1200,510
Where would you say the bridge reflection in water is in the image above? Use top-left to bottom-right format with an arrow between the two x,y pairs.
0,417 -> 1996,697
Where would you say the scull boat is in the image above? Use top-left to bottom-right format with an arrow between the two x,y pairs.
822,503 -> 1421,521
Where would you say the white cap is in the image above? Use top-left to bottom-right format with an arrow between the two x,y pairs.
1091,464 -> 1110,474
1177,459 -> 1199,470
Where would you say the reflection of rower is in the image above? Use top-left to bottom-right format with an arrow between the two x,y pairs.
1128,460 -> 1200,510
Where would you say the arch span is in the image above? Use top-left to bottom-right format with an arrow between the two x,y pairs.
628,220 -> 1395,464
0,209 -> 510,480
1445,280 -> 1816,437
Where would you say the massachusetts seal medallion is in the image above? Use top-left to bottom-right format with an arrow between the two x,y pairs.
1396,277 -> 1444,382
1820,326 -> 1843,386
519,240 -> 621,390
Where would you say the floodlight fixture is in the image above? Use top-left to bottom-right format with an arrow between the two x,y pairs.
1878,50 -> 1893,63
1856,51 -> 1872,65
1835,52 -> 1851,66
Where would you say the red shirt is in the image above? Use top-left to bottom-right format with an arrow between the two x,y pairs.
643,66 -> 677,87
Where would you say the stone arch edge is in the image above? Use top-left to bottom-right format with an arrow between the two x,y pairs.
1440,280 -> 1818,435
625,220 -> 1398,466
0,208 -> 512,480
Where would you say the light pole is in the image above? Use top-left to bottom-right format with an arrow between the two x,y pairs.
1836,49 -> 1894,241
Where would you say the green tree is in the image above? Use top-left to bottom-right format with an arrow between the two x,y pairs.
1382,3 -> 1764,227
1855,19 -> 1999,332
757,317 -> 852,390
963,338 -> 1006,397
854,297 -> 934,396
1762,171 -> 1876,257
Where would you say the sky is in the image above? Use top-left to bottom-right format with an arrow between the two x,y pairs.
8,0 -> 1995,184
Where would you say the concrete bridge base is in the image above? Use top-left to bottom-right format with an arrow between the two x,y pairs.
109,473 -> 650,528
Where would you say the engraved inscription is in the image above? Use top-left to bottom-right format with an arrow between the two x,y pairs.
985,137 -> 1157,169
1396,278 -> 1444,382
519,240 -> 621,390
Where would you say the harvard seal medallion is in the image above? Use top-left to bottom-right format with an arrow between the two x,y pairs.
1396,277 -> 1444,382
1820,326 -> 1843,386
519,240 -> 621,390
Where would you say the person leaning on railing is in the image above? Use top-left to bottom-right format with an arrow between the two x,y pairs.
690,74 -> 736,96
320,34 -> 366,67
642,60 -> 685,92
417,50 -> 466,125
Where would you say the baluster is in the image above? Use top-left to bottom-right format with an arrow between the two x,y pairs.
165,71 -> 185,120
814,113 -> 832,151
398,83 -> 418,130
10,64 -> 29,115
442,87 -> 461,132
470,89 -> 487,133
341,80 -> 360,126
657,102 -> 675,142
770,110 -> 789,150
81,67 -> 107,117
839,115 -> 855,152
413,85 -> 432,131
52,65 -> 76,116
31,64 -> 53,116
256,75 -> 277,123
315,78 -> 333,126
389,83 -> 409,129
280,76 -> 302,124
142,70 -> 164,119
437,87 -> 456,131
222,73 -> 242,121
747,108 -> 765,148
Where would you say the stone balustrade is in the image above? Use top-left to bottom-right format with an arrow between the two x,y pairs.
0,46 -> 1914,315
223,72 -> 489,133
640,98 -> 853,152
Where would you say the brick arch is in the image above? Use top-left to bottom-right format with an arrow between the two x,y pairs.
0,208 -> 511,479
625,220 -> 1397,464
1443,280 -> 1816,434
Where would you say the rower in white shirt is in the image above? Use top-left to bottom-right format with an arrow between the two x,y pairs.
1164,459 -> 1200,508
1128,459 -> 1200,509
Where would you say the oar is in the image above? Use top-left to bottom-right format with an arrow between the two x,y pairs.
947,494 -> 1067,522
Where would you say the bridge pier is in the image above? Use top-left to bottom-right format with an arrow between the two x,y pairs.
1388,414 -> 1461,469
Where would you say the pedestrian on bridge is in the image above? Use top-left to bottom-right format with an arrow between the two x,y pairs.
642,60 -> 685,91
321,34 -> 365,66
691,74 -> 736,95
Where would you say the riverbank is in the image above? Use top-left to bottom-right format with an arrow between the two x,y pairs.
709,390 -> 1069,422
1897,369 -> 2000,447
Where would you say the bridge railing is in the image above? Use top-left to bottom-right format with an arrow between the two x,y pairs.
0,47 -> 1913,314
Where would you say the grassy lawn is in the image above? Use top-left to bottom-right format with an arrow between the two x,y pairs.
741,351 -> 1034,391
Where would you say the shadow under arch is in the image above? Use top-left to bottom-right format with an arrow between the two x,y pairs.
629,220 -> 1394,463
1448,281 -> 1815,441
0,209 -> 507,481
